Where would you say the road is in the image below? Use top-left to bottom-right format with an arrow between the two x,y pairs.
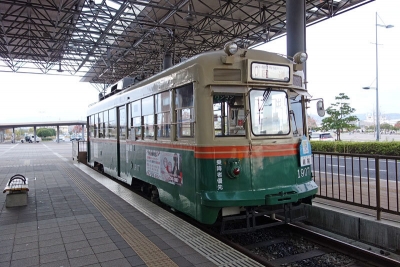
337,132 -> 400,142
312,154 -> 399,181
312,132 -> 400,181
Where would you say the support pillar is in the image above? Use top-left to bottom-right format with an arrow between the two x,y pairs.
286,0 -> 306,58
34,127 -> 37,142
57,125 -> 60,143
286,0 -> 308,132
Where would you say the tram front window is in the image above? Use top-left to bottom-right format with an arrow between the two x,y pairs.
289,93 -> 304,137
249,89 -> 290,136
213,94 -> 245,136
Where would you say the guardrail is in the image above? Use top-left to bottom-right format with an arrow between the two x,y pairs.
72,140 -> 87,163
312,152 -> 400,220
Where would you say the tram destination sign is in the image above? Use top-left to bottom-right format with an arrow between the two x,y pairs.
251,62 -> 290,82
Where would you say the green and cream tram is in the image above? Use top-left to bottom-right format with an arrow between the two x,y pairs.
87,43 -> 322,230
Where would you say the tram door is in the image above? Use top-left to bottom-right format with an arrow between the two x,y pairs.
117,105 -> 127,178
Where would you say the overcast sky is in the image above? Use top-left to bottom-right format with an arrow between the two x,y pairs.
0,73 -> 98,123
0,0 -> 399,124
258,0 -> 400,117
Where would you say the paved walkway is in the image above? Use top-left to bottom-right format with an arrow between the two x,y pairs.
0,143 -> 225,267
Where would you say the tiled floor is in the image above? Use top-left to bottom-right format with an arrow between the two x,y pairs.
0,143 -> 221,267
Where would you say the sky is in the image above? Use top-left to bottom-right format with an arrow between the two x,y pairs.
0,0 -> 399,124
0,73 -> 98,123
257,0 -> 400,117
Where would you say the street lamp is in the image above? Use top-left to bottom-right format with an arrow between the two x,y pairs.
362,86 -> 378,138
363,12 -> 394,142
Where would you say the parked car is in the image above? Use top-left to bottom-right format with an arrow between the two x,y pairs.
310,132 -> 335,141
21,135 -> 42,143
70,134 -> 83,141
54,135 -> 65,142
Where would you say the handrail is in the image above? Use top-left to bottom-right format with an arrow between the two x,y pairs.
8,174 -> 27,186
312,151 -> 400,220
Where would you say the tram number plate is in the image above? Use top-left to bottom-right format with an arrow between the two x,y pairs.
298,167 -> 310,178
300,155 -> 312,167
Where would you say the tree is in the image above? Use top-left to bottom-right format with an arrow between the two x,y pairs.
307,115 -> 318,131
380,123 -> 393,132
394,121 -> 400,131
72,125 -> 82,134
319,93 -> 358,141
48,128 -> 56,136
37,128 -> 53,138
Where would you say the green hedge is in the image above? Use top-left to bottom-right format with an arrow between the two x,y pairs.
310,141 -> 400,156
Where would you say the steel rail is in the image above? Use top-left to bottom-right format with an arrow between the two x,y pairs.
288,223 -> 400,267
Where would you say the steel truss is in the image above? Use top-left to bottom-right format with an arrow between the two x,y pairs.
0,0 -> 373,90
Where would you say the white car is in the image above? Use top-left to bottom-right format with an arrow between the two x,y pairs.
310,132 -> 335,141
21,135 -> 42,143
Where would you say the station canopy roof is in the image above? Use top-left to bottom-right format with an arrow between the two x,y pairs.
0,0 -> 373,90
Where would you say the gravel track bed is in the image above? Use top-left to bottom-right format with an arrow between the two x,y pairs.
226,226 -> 356,267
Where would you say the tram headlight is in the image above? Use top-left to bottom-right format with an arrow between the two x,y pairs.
224,42 -> 238,56
233,167 -> 240,176
226,159 -> 241,179
293,51 -> 308,64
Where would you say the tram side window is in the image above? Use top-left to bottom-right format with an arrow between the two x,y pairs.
93,113 -> 98,138
98,112 -> 104,138
89,116 -> 94,138
131,100 -> 141,140
175,84 -> 194,138
127,104 -> 131,138
119,106 -> 127,140
156,91 -> 170,138
289,93 -> 304,137
108,109 -> 117,138
103,110 -> 109,138
213,94 -> 245,136
142,96 -> 155,139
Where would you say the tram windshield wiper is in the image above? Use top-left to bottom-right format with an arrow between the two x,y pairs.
258,88 -> 272,126
259,88 -> 272,112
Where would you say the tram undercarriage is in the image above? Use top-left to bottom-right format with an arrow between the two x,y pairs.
219,203 -> 309,235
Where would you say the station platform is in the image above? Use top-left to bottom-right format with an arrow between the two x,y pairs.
0,143 -> 263,267
1,142 -> 400,266
303,196 -> 400,256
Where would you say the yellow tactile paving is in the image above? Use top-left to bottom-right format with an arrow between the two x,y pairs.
63,167 -> 178,267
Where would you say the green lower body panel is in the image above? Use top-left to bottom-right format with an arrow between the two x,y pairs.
195,154 -> 317,224
200,181 -> 318,207
88,140 -> 318,225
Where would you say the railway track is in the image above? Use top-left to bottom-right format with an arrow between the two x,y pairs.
204,221 -> 400,267
92,167 -> 400,267
288,223 -> 399,267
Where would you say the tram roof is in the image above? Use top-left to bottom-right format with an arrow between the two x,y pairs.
0,0 -> 373,89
